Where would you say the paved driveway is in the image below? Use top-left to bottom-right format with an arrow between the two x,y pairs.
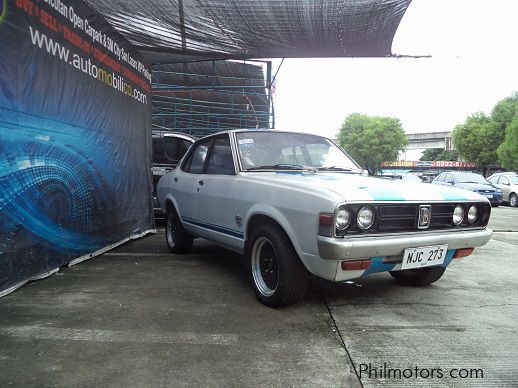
0,208 -> 516,387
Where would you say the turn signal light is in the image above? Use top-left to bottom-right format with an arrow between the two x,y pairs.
319,214 -> 334,226
453,248 -> 474,259
341,259 -> 371,271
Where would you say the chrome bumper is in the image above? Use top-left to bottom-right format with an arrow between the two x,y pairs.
317,228 -> 493,260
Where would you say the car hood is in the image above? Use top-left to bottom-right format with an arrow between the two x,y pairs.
454,182 -> 496,191
243,172 -> 488,202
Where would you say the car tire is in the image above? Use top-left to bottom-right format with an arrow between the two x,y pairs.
165,209 -> 193,254
246,223 -> 309,307
389,266 -> 446,286
510,193 -> 517,207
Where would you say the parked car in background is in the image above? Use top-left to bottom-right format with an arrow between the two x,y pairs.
157,130 -> 492,307
487,172 -> 518,207
380,173 -> 423,183
152,131 -> 195,219
432,171 -> 503,207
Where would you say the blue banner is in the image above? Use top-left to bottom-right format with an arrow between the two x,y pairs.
0,0 -> 153,293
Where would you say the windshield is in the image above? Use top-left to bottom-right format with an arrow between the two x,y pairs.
235,131 -> 360,171
455,172 -> 488,184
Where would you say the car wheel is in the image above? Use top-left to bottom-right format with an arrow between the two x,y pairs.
389,266 -> 446,286
165,209 -> 193,253
510,193 -> 517,207
246,224 -> 308,307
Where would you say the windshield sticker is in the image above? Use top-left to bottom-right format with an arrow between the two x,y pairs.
238,139 -> 254,144
239,139 -> 254,157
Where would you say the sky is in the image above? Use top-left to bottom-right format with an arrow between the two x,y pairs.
272,0 -> 518,140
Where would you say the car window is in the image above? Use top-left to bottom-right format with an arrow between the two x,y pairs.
186,139 -> 211,174
499,176 -> 510,185
488,176 -> 498,184
206,136 -> 235,175
152,136 -> 192,165
235,131 -> 359,170
445,174 -> 454,183
454,172 -> 487,184
435,174 -> 445,182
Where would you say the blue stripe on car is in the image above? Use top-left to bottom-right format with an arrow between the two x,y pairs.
361,257 -> 396,276
361,187 -> 405,201
441,249 -> 456,267
182,217 -> 244,239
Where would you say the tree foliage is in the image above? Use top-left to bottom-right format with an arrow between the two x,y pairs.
337,113 -> 407,175
491,92 -> 518,131
452,112 -> 504,175
420,148 -> 458,161
497,115 -> 518,171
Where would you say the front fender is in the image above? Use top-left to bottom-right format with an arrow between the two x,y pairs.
244,204 -> 305,264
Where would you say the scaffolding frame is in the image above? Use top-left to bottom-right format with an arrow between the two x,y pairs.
151,59 -> 274,137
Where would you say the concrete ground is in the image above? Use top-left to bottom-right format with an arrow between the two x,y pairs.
0,208 -> 516,387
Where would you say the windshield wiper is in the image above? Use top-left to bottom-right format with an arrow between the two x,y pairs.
313,166 -> 354,172
245,163 -> 308,171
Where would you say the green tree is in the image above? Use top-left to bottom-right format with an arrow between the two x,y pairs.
452,112 -> 503,176
420,148 -> 443,161
497,115 -> 518,171
437,149 -> 458,161
337,113 -> 407,175
491,92 -> 518,131
419,148 -> 458,161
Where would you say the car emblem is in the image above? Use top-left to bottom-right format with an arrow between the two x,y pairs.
235,215 -> 242,227
418,205 -> 431,229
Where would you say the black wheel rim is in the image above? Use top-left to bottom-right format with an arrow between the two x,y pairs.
167,213 -> 177,247
251,237 -> 279,296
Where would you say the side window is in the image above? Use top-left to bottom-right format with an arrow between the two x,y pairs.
499,176 -> 509,185
488,176 -> 498,184
445,174 -> 454,183
436,174 -> 445,182
207,136 -> 235,175
184,139 -> 211,174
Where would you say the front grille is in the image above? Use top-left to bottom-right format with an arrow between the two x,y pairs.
336,202 -> 491,236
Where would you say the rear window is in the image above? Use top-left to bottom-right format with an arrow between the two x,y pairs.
152,136 -> 192,166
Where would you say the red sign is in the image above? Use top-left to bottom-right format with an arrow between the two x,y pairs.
381,160 -> 476,168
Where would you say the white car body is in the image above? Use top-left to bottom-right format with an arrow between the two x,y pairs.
157,130 -> 493,286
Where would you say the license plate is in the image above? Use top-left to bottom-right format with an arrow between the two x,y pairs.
484,194 -> 493,198
401,245 -> 448,270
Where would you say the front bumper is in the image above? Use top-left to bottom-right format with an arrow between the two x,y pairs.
317,228 -> 493,261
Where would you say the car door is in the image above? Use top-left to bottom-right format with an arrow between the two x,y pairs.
191,134 -> 243,251
498,176 -> 511,201
173,138 -> 211,224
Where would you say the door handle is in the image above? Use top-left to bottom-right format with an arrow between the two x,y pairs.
198,180 -> 204,186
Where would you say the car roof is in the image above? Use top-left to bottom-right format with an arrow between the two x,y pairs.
200,129 -> 331,139
151,131 -> 196,141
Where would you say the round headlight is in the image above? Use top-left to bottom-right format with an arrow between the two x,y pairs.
467,205 -> 478,224
335,208 -> 351,230
357,206 -> 375,230
453,205 -> 464,225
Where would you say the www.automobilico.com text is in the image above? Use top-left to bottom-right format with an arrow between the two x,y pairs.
16,0 -> 151,105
